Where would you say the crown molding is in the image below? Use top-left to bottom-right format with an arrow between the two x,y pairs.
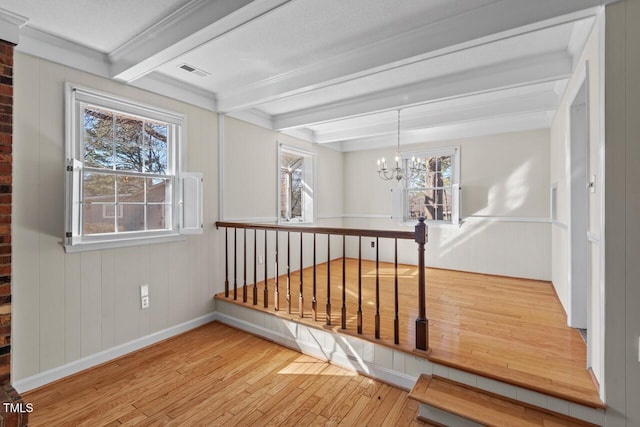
224,109 -> 317,144
226,108 -> 274,130
14,26 -> 218,111
131,72 -> 217,111
0,7 -> 28,45
16,26 -> 110,77
280,127 -> 315,144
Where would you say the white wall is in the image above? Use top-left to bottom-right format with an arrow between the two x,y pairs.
223,117 -> 277,221
342,130 -> 551,280
549,14 -> 604,387
604,0 -> 640,425
12,53 -> 221,384
223,117 -> 343,221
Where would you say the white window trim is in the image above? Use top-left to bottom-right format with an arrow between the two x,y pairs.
64,83 -> 202,252
401,146 -> 461,227
277,144 -> 315,224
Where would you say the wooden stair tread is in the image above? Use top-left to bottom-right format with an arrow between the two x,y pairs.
408,375 -> 597,427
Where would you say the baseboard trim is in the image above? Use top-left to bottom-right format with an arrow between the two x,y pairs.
13,312 -> 217,394
215,310 -> 416,391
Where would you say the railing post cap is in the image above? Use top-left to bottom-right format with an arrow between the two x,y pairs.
414,217 -> 427,244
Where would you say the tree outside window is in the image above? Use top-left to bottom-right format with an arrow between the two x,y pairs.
279,146 -> 314,223
404,148 -> 459,224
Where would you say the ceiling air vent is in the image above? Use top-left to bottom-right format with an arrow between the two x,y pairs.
178,63 -> 210,78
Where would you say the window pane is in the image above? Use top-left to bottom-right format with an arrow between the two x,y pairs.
117,175 -> 145,203
424,188 -> 452,221
147,204 -> 170,230
147,178 -> 170,203
438,156 -> 452,187
441,188 -> 452,220
407,190 -> 426,219
290,166 -> 302,218
280,170 -> 290,220
119,204 -> 145,232
115,115 -> 144,171
280,152 -> 304,220
406,163 -> 426,190
83,107 -> 114,169
83,204 -> 115,234
144,122 -> 168,174
83,172 -> 115,202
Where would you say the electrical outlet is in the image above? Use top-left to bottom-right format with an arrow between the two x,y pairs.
141,285 -> 149,309
370,241 -> 375,248
258,255 -> 264,265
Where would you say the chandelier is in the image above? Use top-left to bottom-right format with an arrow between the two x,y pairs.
377,110 -> 425,181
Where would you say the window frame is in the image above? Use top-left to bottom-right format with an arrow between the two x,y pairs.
64,83 -> 198,252
277,144 -> 315,224
402,146 -> 461,226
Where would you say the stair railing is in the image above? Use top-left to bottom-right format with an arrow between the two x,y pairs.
215,218 -> 429,351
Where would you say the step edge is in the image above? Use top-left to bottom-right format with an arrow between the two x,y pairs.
217,293 -> 605,410
427,354 -> 606,410
409,374 -> 599,427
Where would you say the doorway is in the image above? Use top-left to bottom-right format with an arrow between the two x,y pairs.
568,79 -> 589,334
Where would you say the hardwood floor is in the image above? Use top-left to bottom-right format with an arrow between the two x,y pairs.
23,322 -> 429,426
216,259 -> 602,408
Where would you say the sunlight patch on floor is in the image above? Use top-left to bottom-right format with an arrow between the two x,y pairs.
277,356 -> 357,376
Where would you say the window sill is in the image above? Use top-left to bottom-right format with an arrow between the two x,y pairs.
401,220 -> 461,230
278,219 -> 312,225
63,233 -> 186,253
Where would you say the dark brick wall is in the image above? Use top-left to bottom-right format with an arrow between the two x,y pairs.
0,40 -> 12,387
0,39 -> 26,427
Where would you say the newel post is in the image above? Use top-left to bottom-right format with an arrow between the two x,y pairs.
414,217 -> 429,352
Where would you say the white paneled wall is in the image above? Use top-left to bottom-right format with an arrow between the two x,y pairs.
341,219 -> 550,281
342,130 -> 552,281
12,53 -> 220,383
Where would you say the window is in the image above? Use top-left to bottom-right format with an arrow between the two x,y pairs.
404,147 -> 460,225
65,83 -> 202,252
278,145 -> 314,223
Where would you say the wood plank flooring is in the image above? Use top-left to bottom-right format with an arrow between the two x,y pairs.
215,259 -> 602,408
23,322 -> 430,426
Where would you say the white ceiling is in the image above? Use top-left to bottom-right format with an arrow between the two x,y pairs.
0,0 -> 192,53
0,0 -> 610,150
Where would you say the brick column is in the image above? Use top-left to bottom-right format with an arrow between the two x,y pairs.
0,40 -> 27,427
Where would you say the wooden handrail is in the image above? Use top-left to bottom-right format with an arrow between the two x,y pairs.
215,221 -> 414,240
216,219 -> 428,352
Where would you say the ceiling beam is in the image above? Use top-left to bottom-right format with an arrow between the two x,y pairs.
313,89 -> 561,144
216,1 -> 601,112
110,0 -> 292,82
273,51 -> 573,130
